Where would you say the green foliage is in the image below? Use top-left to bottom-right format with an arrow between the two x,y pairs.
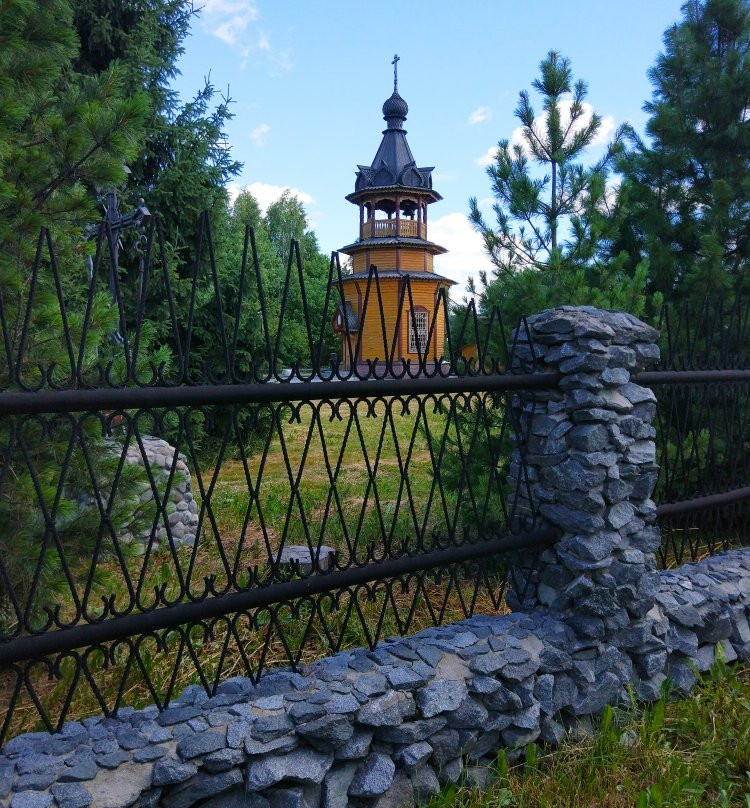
70,0 -> 241,248
616,0 -> 750,301
0,1 -> 148,249
0,0 -> 154,627
264,191 -> 336,366
468,51 -> 651,327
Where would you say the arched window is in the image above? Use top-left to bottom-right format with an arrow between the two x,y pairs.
408,308 -> 429,354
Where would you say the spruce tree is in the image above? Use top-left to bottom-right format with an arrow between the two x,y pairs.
70,0 -> 241,245
616,0 -> 750,299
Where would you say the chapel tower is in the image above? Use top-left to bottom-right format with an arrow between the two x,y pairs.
335,57 -> 454,370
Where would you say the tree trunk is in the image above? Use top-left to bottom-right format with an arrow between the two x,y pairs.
551,159 -> 558,253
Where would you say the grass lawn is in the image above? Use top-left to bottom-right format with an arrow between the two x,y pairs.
4,394 -> 512,737
429,659 -> 750,808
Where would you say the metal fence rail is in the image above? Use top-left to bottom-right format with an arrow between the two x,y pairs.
0,215 -> 748,739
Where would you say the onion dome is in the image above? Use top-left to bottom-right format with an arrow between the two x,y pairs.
382,90 -> 408,128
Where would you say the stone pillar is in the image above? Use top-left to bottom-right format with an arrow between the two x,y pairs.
506,307 -> 664,693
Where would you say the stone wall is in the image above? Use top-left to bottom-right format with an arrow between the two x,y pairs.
3,307 -> 750,808
3,554 -> 750,808
119,436 -> 198,549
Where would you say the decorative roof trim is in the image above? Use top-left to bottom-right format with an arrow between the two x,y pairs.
338,237 -> 448,256
346,186 -> 442,204
337,269 -> 456,286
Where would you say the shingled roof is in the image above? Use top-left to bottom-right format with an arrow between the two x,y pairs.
348,90 -> 440,199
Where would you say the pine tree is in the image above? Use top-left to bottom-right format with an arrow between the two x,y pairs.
469,50 -> 649,327
0,0 -> 159,630
616,0 -> 750,299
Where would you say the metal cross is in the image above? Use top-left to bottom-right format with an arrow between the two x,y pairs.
86,186 -> 150,345
392,54 -> 400,91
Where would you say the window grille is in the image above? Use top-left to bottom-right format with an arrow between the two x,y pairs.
409,309 -> 429,354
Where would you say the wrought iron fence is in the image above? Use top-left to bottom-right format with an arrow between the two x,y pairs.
646,297 -> 750,565
0,215 -> 557,741
0,213 -> 749,740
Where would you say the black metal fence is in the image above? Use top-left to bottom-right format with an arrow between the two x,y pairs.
0,215 -> 748,741
647,297 -> 750,565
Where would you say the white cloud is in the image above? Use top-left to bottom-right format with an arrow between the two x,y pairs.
429,212 -> 494,300
510,98 -> 616,154
228,182 -> 314,213
250,123 -> 271,146
199,0 -> 292,72
226,182 -> 244,206
468,106 -> 492,126
476,99 -> 617,168
200,0 -> 254,12
255,31 -> 293,72
475,145 -> 498,167
200,0 -> 258,45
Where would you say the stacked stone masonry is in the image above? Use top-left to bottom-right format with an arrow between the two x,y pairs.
3,307 -> 749,808
3,554 -> 750,808
118,436 -> 198,548
506,306 -> 665,698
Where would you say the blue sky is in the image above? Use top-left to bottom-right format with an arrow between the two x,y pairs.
173,0 -> 686,295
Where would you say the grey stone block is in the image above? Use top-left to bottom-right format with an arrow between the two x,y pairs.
176,729 -> 226,760
162,769 -> 243,808
370,770 -> 415,808
501,725 -> 540,748
540,504 -> 605,535
334,729 -> 373,760
348,753 -> 395,798
568,424 -> 609,452
50,783 -> 91,808
152,757 -> 199,786
375,717 -> 446,744
296,715 -> 354,751
446,696 -> 489,729
251,714 -> 295,743
246,750 -> 334,791
437,756 -> 463,784
321,763 -> 357,808
202,748 -> 246,773
416,680 -> 467,718
327,695 -> 360,715
94,750 -> 131,769
15,771 -> 58,791
114,727 -> 148,750
666,658 -> 698,693
353,674 -> 389,698
409,765 -> 440,800
426,729 -> 461,766
394,741 -> 432,772
484,684 -> 523,712
11,794 -> 53,808
356,692 -> 413,727
132,746 -> 169,764
468,652 -> 509,675
265,784 -> 321,808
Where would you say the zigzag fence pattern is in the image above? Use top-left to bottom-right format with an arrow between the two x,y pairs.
0,214 -> 748,743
